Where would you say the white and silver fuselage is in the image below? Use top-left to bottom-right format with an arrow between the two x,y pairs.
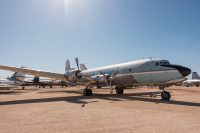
82,59 -> 191,86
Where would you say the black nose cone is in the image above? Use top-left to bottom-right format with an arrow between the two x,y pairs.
162,65 -> 191,77
176,66 -> 191,77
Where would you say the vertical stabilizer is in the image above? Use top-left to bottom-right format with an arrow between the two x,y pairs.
33,76 -> 40,83
192,72 -> 200,80
65,60 -> 71,73
10,72 -> 25,81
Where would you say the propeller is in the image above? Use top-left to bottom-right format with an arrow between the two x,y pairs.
75,58 -> 82,78
75,58 -> 80,71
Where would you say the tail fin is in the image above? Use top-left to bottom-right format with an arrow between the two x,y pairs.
80,64 -> 87,71
65,60 -> 71,73
33,76 -> 40,83
10,72 -> 25,82
192,72 -> 200,80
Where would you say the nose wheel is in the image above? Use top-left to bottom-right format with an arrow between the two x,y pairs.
161,91 -> 171,101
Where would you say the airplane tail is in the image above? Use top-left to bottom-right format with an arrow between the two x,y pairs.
65,60 -> 71,73
192,72 -> 200,80
10,72 -> 25,82
33,76 -> 40,83
80,64 -> 87,71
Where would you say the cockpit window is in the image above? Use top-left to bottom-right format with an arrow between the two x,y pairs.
155,62 -> 159,66
155,61 -> 170,66
160,61 -> 170,65
162,61 -> 170,65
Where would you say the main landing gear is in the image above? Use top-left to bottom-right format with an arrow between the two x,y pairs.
115,86 -> 124,95
82,86 -> 125,96
159,85 -> 171,101
83,88 -> 93,96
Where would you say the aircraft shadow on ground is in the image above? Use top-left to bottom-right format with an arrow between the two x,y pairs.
0,91 -> 29,95
0,91 -> 199,107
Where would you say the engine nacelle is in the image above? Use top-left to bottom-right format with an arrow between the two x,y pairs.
64,70 -> 94,85
64,70 -> 82,82
92,75 -> 110,84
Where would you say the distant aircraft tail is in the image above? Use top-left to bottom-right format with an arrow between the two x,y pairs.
80,64 -> 87,71
192,72 -> 200,80
10,72 -> 25,82
65,60 -> 71,73
33,76 -> 40,83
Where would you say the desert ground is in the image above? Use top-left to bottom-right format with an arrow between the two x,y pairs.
0,86 -> 199,133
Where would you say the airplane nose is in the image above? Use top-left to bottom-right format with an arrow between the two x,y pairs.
162,65 -> 191,77
175,65 -> 191,77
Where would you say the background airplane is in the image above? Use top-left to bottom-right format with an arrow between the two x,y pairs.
0,58 -> 191,101
0,71 -> 25,89
183,72 -> 200,87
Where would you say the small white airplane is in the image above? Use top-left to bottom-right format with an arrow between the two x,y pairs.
0,58 -> 191,100
0,72 -> 25,89
183,72 -> 200,87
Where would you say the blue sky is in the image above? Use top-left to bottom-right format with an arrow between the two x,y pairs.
0,0 -> 200,78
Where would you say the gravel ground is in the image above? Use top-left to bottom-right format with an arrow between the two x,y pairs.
0,86 -> 199,133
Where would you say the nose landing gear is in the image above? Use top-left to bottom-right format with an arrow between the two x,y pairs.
159,85 -> 171,101
161,91 -> 171,101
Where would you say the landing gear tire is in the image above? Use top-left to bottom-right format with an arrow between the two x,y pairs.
83,88 -> 93,96
150,93 -> 156,98
116,87 -> 124,95
96,85 -> 102,89
161,91 -> 171,101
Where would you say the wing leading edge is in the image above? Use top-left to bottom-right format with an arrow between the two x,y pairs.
0,65 -> 65,81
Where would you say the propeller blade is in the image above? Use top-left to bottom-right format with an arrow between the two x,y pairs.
75,58 -> 80,71
99,71 -> 106,77
112,71 -> 119,77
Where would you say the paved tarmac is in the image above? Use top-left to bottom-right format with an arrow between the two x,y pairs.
0,86 -> 199,133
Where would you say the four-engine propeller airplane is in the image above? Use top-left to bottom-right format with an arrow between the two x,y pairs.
0,58 -> 191,101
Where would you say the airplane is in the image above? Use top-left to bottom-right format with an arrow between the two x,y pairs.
0,71 -> 25,89
182,72 -> 200,87
21,76 -> 68,89
0,58 -> 191,101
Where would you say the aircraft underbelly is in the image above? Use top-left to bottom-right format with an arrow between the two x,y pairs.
112,75 -> 137,86
134,70 -> 182,84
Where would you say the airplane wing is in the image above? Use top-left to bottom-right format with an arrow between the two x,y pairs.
162,78 -> 186,87
0,65 -> 65,81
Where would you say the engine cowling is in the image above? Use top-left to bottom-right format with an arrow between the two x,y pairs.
65,70 -> 82,82
92,75 -> 110,84
65,70 -> 93,84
